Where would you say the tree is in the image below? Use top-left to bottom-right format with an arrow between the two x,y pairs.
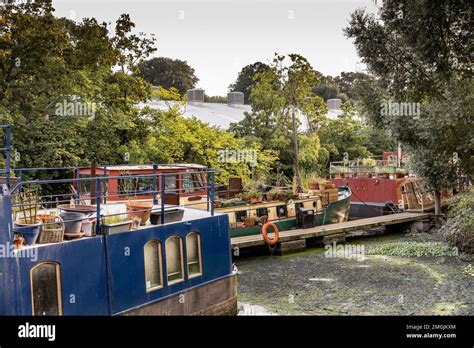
333,72 -> 370,100
228,62 -> 270,104
137,57 -> 198,95
0,0 -> 155,172
345,0 -> 473,214
231,54 -> 327,192
318,102 -> 371,165
127,96 -> 278,185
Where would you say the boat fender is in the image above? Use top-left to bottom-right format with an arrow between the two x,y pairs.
261,222 -> 279,245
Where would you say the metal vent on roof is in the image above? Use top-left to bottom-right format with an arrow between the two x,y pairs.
227,91 -> 244,105
187,88 -> 205,103
327,98 -> 342,110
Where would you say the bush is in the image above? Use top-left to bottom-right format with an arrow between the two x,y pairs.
436,189 -> 474,254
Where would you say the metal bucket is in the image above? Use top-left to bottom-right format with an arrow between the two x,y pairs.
60,211 -> 86,234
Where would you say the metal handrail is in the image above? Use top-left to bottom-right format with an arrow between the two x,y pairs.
9,169 -> 218,235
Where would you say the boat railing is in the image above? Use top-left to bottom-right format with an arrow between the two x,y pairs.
7,168 -> 220,236
329,159 -> 407,176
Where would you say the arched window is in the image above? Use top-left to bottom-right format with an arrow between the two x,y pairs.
30,262 -> 62,316
165,236 -> 184,284
144,241 -> 163,291
186,232 -> 202,278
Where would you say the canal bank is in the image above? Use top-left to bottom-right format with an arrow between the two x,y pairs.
236,231 -> 473,315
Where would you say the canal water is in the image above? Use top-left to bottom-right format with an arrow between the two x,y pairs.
236,232 -> 473,315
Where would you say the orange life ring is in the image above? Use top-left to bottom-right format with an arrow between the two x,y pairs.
261,222 -> 279,245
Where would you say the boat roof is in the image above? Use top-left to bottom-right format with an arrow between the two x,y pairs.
80,164 -> 207,172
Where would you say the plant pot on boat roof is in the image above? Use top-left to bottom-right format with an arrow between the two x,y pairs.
126,200 -> 153,226
121,173 -> 153,226
13,188 -> 42,246
267,188 -> 285,201
101,215 -> 132,235
248,191 -> 263,204
241,216 -> 257,227
310,177 -> 331,190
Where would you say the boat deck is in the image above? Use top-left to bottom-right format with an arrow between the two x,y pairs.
231,212 -> 430,248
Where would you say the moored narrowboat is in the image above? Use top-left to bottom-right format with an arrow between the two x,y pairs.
0,126 -> 236,316
218,186 -> 352,238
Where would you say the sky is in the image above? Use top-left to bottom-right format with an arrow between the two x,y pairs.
53,0 -> 379,96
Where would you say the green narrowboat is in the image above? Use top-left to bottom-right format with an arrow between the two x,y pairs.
217,186 -> 352,238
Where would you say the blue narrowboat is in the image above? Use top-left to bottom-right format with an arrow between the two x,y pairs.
0,125 -> 237,316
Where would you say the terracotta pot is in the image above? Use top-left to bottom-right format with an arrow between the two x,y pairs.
242,219 -> 256,227
249,197 -> 260,204
126,201 -> 153,226
309,182 -> 319,190
266,193 -> 274,201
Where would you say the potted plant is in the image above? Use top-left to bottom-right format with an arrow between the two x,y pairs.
267,188 -> 285,201
13,188 -> 42,246
13,234 -> 25,249
241,216 -> 257,227
101,215 -> 132,235
249,191 -> 262,204
316,177 -> 330,190
238,192 -> 251,203
121,172 -> 153,225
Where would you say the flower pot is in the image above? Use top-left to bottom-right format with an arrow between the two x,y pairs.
265,193 -> 274,201
126,201 -> 153,226
60,210 -> 86,234
82,219 -> 96,237
249,197 -> 259,204
242,219 -> 256,227
57,204 -> 96,213
13,235 -> 25,249
150,209 -> 184,225
102,220 -> 132,235
309,182 -> 319,190
14,218 -> 42,246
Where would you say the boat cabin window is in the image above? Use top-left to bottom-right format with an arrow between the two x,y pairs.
276,205 -> 288,218
144,241 -> 163,291
30,262 -> 62,316
256,208 -> 268,218
76,174 -> 107,197
165,175 -> 178,192
118,176 -> 154,196
165,236 -> 184,285
235,210 -> 247,223
182,173 -> 204,193
186,232 -> 202,278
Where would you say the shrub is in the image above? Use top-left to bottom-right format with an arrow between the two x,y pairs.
436,189 -> 474,254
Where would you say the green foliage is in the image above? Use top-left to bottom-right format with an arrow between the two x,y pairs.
318,114 -> 371,164
345,0 -> 473,210
437,189 -> 474,254
137,57 -> 198,95
204,95 -> 227,103
0,0 -> 155,172
228,62 -> 270,104
367,242 -> 458,257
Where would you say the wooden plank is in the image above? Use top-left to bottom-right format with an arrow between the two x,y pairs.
231,212 -> 430,248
